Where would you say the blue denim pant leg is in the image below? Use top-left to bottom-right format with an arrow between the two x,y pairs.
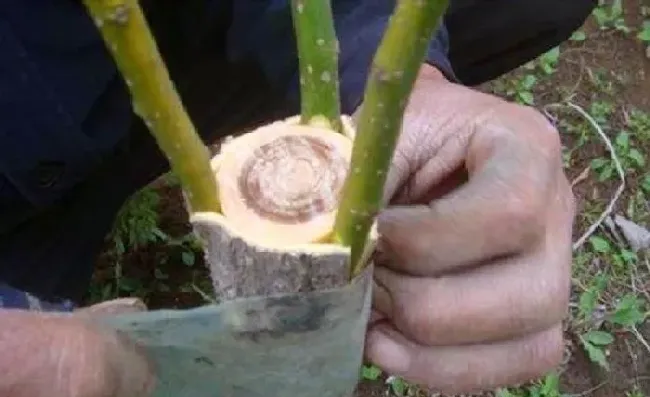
0,282 -> 75,312
0,1 -> 291,305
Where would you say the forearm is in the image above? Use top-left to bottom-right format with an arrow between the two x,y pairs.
0,310 -> 112,397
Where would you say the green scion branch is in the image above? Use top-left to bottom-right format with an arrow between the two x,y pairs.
82,0 -> 221,214
333,0 -> 450,276
290,0 -> 343,133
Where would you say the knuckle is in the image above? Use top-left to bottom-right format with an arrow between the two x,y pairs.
502,193 -> 539,226
497,192 -> 544,247
517,104 -> 563,154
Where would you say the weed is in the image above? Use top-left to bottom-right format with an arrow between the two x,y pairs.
592,0 -> 629,33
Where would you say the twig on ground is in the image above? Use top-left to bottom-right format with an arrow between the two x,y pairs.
190,283 -> 217,304
566,380 -> 608,397
571,165 -> 591,187
630,325 -> 650,356
545,101 -> 626,251
624,338 -> 640,384
563,55 -> 587,101
631,257 -> 650,303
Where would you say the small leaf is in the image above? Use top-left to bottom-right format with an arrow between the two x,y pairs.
589,235 -> 611,253
361,365 -> 382,381
583,330 -> 615,345
182,251 -> 195,266
571,30 -> 587,41
540,372 -> 561,396
627,148 -> 645,167
579,289 -> 599,320
642,174 -> 650,193
591,157 -> 608,169
580,339 -> 610,370
518,91 -> 534,105
638,21 -> 650,41
521,74 -> 537,89
610,294 -> 645,327
388,377 -> 406,396
597,165 -> 613,182
615,131 -> 630,149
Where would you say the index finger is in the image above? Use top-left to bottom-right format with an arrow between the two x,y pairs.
377,105 -> 561,276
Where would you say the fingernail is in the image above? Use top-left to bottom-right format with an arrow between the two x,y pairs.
367,328 -> 411,374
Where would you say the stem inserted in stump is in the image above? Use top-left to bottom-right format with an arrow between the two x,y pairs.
333,0 -> 450,275
290,0 -> 343,133
82,0 -> 221,213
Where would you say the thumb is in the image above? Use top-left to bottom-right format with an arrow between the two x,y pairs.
74,298 -> 148,317
77,298 -> 157,396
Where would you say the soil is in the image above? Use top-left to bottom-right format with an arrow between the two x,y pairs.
88,5 -> 650,397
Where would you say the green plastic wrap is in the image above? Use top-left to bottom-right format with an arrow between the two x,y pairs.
97,267 -> 372,397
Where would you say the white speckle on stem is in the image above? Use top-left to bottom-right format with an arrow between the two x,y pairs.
125,79 -> 134,88
94,18 -> 104,28
320,71 -> 331,82
296,3 -> 304,13
110,43 -> 118,52
354,167 -> 361,174
307,65 -> 313,74
108,4 -> 130,25
316,38 -> 325,46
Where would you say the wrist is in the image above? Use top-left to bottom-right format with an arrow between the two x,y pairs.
0,310 -> 112,396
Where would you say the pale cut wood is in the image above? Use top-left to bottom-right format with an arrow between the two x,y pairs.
191,212 -> 353,301
188,115 -> 374,301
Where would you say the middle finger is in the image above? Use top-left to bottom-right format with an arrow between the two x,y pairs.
372,247 -> 570,346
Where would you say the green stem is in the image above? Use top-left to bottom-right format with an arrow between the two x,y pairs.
333,0 -> 449,276
290,0 -> 342,133
82,0 -> 221,214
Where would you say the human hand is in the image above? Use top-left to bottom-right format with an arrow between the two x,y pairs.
362,66 -> 576,395
1,298 -> 155,397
